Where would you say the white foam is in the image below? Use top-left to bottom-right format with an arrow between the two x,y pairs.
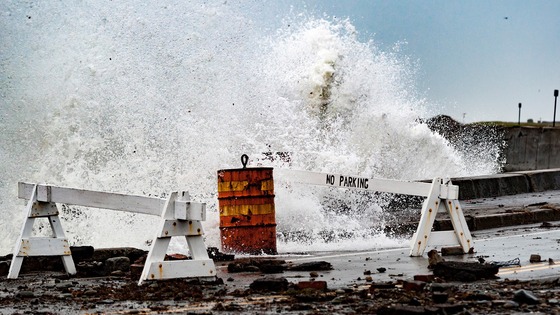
0,2 -> 500,255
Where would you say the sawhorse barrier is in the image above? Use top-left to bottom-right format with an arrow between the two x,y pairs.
278,170 -> 473,256
9,182 -> 216,285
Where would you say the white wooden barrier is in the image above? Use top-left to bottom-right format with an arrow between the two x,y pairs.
10,182 -> 216,285
278,170 -> 473,256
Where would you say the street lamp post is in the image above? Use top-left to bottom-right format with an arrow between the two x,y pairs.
518,103 -> 522,126
554,90 -> 558,127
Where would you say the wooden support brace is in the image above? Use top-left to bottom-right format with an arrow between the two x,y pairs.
409,178 -> 474,256
138,191 -> 216,285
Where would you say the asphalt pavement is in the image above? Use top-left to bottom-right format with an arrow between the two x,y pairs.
213,221 -> 560,291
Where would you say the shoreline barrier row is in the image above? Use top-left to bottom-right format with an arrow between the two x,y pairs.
9,166 -> 557,282
10,182 -> 216,285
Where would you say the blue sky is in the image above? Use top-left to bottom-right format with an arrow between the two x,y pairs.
285,0 -> 560,123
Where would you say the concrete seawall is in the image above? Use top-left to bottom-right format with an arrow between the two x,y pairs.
424,117 -> 560,172
452,168 -> 560,200
503,127 -> 560,172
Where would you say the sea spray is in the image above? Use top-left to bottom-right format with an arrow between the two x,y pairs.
0,1 -> 500,255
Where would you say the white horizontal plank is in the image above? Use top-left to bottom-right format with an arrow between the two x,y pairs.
174,201 -> 206,221
145,260 -> 216,280
439,183 -> 459,200
158,220 -> 204,237
426,231 -> 460,247
30,202 -> 59,217
18,182 -> 165,216
278,170 -> 459,199
17,238 -> 71,256
278,170 -> 432,196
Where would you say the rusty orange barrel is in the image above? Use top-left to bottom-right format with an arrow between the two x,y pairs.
217,167 -> 277,255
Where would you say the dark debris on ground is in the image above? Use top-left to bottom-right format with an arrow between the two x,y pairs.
0,246 -> 559,314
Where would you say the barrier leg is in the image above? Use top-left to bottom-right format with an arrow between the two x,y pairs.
445,198 -> 473,253
7,187 -> 37,279
138,237 -> 172,285
186,234 -> 211,260
47,214 -> 77,275
8,184 -> 76,278
409,178 -> 442,257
